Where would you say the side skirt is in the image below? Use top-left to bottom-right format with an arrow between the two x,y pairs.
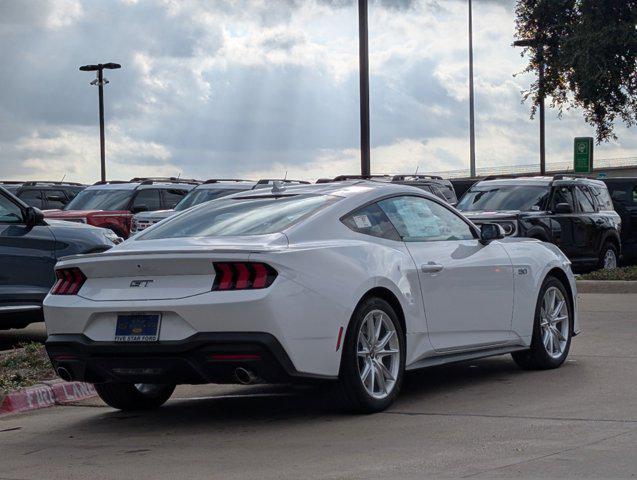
406,345 -> 528,371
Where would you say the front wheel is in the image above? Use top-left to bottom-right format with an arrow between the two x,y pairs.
335,297 -> 405,413
598,242 -> 618,270
95,382 -> 175,411
512,276 -> 573,370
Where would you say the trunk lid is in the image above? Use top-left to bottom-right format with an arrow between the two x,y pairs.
62,234 -> 288,301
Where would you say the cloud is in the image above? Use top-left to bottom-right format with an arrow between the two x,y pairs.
0,0 -> 633,184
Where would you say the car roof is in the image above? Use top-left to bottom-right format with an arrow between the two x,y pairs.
473,175 -> 608,188
84,182 -> 196,191
193,181 -> 257,191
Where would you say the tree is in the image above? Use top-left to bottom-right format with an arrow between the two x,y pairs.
515,0 -> 637,142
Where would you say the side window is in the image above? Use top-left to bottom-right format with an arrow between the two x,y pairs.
163,189 -> 188,209
0,193 -> 24,224
132,189 -> 162,211
341,203 -> 401,241
378,196 -> 474,242
45,189 -> 68,209
17,189 -> 44,209
633,185 -> 637,205
574,186 -> 596,213
550,186 -> 575,211
590,186 -> 614,211
431,185 -> 450,203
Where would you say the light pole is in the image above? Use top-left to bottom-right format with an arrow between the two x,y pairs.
468,0 -> 476,178
79,62 -> 121,182
513,38 -> 545,175
358,0 -> 371,176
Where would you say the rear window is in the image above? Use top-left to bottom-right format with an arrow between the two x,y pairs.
138,194 -> 338,239
174,188 -> 245,211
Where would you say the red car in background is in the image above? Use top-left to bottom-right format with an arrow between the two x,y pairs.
44,178 -> 199,238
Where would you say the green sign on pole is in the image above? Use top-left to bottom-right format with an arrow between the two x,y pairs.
574,137 -> 594,173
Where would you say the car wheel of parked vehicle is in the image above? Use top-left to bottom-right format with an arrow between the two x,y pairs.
335,297 -> 405,413
599,242 -> 618,270
512,276 -> 572,370
94,382 -> 176,411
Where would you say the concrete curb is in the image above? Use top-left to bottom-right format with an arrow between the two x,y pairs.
0,380 -> 96,417
576,280 -> 637,294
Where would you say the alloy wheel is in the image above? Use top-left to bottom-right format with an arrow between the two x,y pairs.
356,309 -> 400,399
540,287 -> 570,359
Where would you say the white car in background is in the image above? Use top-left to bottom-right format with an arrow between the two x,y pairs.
44,181 -> 578,413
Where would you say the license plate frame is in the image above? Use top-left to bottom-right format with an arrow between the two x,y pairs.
115,313 -> 162,342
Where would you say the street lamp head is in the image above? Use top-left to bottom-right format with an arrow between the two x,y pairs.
79,63 -> 121,71
513,38 -> 539,48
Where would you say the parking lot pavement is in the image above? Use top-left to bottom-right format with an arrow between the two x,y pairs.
0,322 -> 46,351
1,293 -> 635,480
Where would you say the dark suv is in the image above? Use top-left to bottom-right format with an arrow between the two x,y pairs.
0,187 -> 120,329
12,181 -> 86,210
601,177 -> 637,264
327,175 -> 458,205
457,175 -> 621,272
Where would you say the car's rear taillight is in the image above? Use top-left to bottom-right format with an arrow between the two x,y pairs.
212,262 -> 277,291
51,267 -> 86,295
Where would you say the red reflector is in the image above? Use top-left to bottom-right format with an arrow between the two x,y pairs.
212,262 -> 276,291
208,354 -> 261,361
51,267 -> 86,295
52,355 -> 79,361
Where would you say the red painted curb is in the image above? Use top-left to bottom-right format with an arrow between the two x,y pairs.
0,381 -> 96,416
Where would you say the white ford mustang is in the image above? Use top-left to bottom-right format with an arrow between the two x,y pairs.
44,181 -> 578,412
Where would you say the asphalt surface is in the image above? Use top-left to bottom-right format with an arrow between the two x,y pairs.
1,293 -> 636,479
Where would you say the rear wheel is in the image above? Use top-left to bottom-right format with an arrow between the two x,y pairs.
512,276 -> 572,370
95,382 -> 175,411
335,297 -> 405,413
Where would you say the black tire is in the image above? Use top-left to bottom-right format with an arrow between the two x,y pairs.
95,383 -> 175,411
334,297 -> 405,413
512,276 -> 573,370
598,241 -> 619,270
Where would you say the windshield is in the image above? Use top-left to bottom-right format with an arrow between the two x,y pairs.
64,189 -> 135,211
174,189 -> 243,211
138,194 -> 338,239
457,185 -> 550,212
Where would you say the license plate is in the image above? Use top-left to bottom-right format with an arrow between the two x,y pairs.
115,314 -> 161,342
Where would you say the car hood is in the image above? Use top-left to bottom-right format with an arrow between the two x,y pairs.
461,210 -> 522,220
46,219 -> 109,233
135,210 -> 175,220
44,209 -> 128,218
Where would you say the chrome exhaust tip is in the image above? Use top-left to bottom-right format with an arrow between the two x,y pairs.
234,367 -> 260,385
57,367 -> 72,382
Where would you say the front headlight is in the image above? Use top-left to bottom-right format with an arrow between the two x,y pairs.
103,230 -> 123,245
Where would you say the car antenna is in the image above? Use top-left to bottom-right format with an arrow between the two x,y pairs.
61,173 -> 67,182
414,166 -> 419,176
284,170 -> 288,180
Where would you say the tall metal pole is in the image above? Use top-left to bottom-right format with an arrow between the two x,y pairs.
468,0 -> 476,178
358,0 -> 371,176
97,68 -> 106,182
538,49 -> 546,175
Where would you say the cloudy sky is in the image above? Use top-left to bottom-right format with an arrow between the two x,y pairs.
0,0 -> 635,183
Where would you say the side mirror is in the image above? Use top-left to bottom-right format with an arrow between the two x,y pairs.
132,204 -> 149,213
24,206 -> 45,228
554,203 -> 573,214
480,223 -> 505,245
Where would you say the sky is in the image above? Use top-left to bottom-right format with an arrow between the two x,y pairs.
0,0 -> 635,183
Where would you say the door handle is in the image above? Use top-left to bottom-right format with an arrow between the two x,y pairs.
421,262 -> 444,274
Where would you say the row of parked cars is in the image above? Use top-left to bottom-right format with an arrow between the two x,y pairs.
0,173 -> 635,331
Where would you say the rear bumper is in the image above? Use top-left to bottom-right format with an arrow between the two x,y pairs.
46,333 -> 335,385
